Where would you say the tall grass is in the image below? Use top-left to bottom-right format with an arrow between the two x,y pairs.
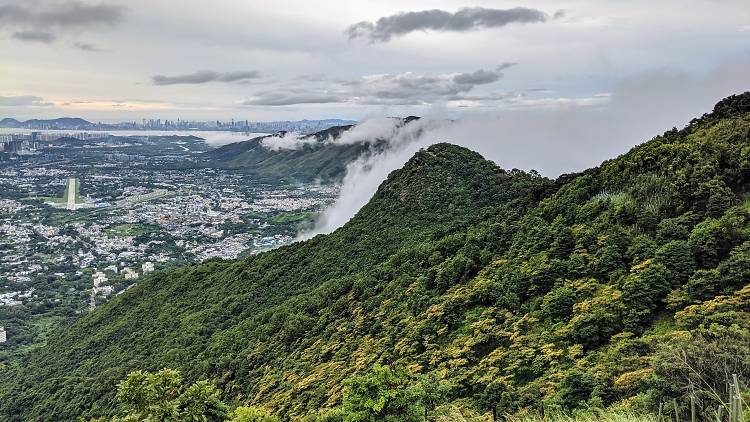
432,406 -> 659,422
507,410 -> 658,422
591,190 -> 631,206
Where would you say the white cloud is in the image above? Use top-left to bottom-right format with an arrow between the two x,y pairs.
306,57 -> 750,235
0,0 -> 748,121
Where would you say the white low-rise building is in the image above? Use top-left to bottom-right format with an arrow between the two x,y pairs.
122,267 -> 139,280
93,271 -> 108,287
142,261 -> 155,274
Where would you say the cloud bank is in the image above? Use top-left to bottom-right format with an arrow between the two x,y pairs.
153,70 -> 261,86
346,7 -> 548,42
259,132 -> 317,151
243,65 -> 514,106
335,117 -> 401,145
305,58 -> 750,236
258,117 -> 403,151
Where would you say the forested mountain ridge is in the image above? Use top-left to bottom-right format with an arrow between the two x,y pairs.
204,124 -> 362,182
0,142 -> 551,421
205,117 -> 419,182
2,93 -> 750,421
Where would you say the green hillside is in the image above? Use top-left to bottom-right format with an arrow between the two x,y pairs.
205,125 -> 367,182
205,117 -> 419,182
2,93 -> 750,421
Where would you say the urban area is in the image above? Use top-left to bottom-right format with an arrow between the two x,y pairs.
0,130 -> 339,364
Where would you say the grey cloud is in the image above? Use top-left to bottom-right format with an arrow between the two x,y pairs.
243,65 -> 514,106
241,91 -> 344,106
0,95 -> 52,107
74,42 -> 102,52
0,2 -> 124,28
0,2 -> 124,44
453,63 -> 516,85
346,7 -> 547,42
355,65 -> 513,104
12,31 -> 56,43
153,70 -> 261,85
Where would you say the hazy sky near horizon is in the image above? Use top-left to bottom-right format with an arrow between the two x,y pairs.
0,0 -> 749,122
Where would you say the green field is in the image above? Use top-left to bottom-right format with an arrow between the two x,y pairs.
106,223 -> 158,237
271,211 -> 316,224
29,178 -> 85,205
62,178 -> 82,204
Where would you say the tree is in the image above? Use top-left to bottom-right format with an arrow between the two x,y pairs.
688,212 -> 747,268
336,364 -> 424,422
621,261 -> 671,331
229,406 -> 279,422
555,369 -> 597,410
697,178 -> 735,217
112,369 -> 228,421
541,285 -> 576,321
654,240 -> 695,285
418,372 -> 449,420
478,380 -> 514,421
178,381 -> 229,421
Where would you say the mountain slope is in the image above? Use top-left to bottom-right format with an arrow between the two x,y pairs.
205,137 -> 369,182
205,119 -> 419,182
0,144 -> 551,421
2,93 -> 750,421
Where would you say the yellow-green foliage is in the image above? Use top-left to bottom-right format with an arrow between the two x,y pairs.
2,93 -> 750,422
507,409 -> 658,422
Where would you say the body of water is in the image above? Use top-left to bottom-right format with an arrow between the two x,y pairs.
0,128 -> 269,147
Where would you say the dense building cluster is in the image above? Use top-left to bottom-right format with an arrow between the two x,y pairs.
0,133 -> 338,351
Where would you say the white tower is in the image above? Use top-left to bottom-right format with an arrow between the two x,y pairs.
0,326 -> 6,343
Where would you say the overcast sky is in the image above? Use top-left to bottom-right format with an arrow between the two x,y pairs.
0,0 -> 748,122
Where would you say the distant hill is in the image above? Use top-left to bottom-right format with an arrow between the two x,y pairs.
0,118 -> 22,127
0,117 -> 92,129
205,117 -> 419,182
2,94 -> 750,421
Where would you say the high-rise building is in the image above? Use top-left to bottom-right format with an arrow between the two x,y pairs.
0,326 -> 6,343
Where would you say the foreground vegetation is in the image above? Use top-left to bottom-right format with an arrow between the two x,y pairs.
2,93 -> 750,421
97,365 -> 744,421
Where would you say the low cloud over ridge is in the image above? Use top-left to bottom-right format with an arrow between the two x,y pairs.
306,58 -> 750,236
346,7 -> 548,42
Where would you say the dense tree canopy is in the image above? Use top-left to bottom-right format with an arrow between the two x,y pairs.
2,92 -> 750,421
